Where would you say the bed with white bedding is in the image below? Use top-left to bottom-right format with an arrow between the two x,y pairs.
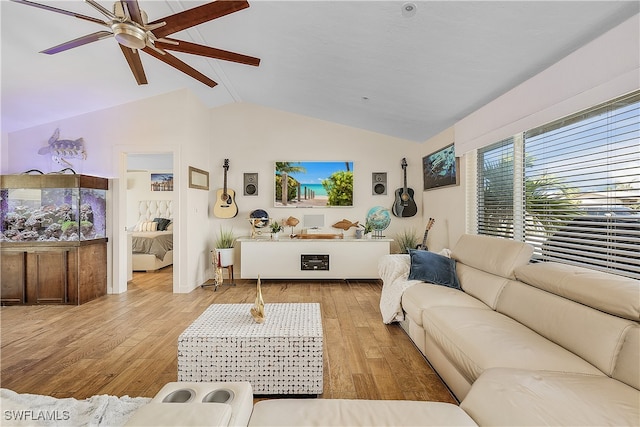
131,200 -> 174,272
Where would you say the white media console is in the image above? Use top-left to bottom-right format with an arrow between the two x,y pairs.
238,237 -> 392,279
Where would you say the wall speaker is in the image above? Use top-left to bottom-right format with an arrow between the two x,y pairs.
372,172 -> 387,195
243,173 -> 258,196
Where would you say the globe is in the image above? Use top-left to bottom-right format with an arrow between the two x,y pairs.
250,209 -> 269,228
366,206 -> 391,231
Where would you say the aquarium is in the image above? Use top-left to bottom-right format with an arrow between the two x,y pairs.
0,174 -> 107,242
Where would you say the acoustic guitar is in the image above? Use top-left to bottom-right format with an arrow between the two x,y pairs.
392,158 -> 418,217
214,159 -> 238,218
416,218 -> 435,250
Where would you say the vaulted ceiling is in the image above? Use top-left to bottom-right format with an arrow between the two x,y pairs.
2,1 -> 638,141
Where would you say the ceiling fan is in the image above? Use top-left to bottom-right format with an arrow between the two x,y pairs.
11,0 -> 261,87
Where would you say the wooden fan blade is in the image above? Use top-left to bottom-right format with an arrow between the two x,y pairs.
40,31 -> 113,55
149,1 -> 250,38
119,45 -> 148,85
10,0 -> 107,26
157,38 -> 260,67
142,48 -> 217,87
122,0 -> 143,26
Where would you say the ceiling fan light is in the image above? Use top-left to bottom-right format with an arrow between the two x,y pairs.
112,23 -> 147,49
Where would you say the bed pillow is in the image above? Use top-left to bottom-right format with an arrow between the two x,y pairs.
166,222 -> 174,231
138,221 -> 158,232
153,217 -> 171,231
408,249 -> 461,290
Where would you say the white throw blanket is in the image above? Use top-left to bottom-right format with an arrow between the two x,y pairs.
0,389 -> 150,427
378,250 -> 451,324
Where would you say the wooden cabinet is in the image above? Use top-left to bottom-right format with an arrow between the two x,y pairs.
25,249 -> 71,304
1,251 -> 26,304
1,240 -> 106,305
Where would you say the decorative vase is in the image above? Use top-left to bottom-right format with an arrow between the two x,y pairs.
355,229 -> 363,239
250,275 -> 265,323
217,247 -> 234,267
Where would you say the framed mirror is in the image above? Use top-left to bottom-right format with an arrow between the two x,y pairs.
188,166 -> 209,190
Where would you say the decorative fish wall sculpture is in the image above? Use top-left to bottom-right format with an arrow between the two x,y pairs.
38,128 -> 86,167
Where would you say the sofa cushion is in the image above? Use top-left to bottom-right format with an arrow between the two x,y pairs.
496,279 -> 637,377
248,399 -> 478,426
461,368 -> 640,426
407,250 -> 461,289
402,283 -> 489,327
515,262 -> 640,321
450,234 -> 533,279
455,264 -> 514,309
613,325 -> 640,390
422,306 -> 604,384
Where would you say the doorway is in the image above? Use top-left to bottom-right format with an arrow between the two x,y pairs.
113,148 -> 179,294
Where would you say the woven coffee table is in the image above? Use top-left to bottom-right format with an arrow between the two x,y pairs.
177,303 -> 323,395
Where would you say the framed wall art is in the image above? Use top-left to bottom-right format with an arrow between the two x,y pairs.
188,166 -> 209,190
151,173 -> 174,191
422,143 -> 459,191
274,161 -> 354,207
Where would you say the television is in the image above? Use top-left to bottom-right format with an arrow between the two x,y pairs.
275,161 -> 354,207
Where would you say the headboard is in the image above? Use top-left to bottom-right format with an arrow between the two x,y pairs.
137,200 -> 173,222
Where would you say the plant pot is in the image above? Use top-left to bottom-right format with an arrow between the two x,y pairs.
217,247 -> 234,267
272,232 -> 279,240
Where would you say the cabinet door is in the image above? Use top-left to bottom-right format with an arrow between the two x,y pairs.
1,251 -> 26,304
26,250 -> 69,304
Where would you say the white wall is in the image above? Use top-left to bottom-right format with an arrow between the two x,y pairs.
207,102 -> 426,269
418,127 -> 466,252
2,89 -> 212,294
455,13 -> 640,155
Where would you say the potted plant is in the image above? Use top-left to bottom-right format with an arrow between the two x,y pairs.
215,227 -> 236,267
360,220 -> 374,239
270,220 -> 283,240
395,228 -> 420,253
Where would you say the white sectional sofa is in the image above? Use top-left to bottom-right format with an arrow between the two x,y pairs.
378,233 -> 640,425
107,233 -> 640,425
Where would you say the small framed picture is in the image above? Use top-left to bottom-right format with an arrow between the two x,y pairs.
422,143 -> 459,191
151,173 -> 173,191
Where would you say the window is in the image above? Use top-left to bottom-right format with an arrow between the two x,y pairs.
476,91 -> 639,279
477,137 -> 516,239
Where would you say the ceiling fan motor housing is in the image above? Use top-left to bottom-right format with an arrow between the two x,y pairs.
112,22 -> 147,49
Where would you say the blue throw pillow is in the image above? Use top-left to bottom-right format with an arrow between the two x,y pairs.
408,249 -> 461,290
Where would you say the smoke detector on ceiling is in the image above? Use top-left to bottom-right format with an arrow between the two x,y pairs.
402,2 -> 417,18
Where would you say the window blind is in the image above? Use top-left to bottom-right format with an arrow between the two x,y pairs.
477,137 -> 516,239
523,91 -> 639,279
476,91 -> 639,279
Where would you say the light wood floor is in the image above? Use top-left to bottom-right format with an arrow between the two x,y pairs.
1,267 -> 455,404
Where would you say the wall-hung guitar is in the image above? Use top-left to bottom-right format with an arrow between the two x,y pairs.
392,158 -> 418,217
214,159 -> 238,218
